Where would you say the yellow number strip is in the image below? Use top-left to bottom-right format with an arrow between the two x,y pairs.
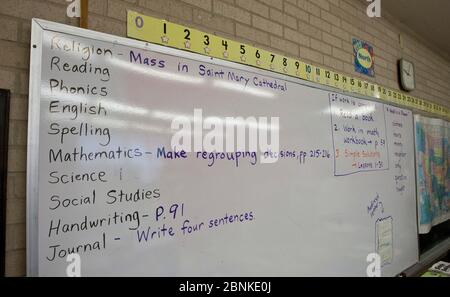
127,11 -> 449,118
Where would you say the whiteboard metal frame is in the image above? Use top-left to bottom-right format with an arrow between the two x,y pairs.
27,19 -> 44,277
27,18 -> 421,276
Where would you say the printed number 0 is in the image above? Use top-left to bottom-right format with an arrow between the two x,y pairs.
135,16 -> 144,28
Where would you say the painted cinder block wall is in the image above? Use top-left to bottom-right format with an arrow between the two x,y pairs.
0,0 -> 449,276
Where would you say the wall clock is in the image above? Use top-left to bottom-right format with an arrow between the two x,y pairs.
399,59 -> 415,91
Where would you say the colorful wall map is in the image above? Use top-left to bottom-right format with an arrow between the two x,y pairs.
415,115 -> 450,234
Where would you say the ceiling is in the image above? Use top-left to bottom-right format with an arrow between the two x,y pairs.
382,0 -> 450,60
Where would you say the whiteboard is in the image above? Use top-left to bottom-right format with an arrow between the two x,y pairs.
27,19 -> 419,276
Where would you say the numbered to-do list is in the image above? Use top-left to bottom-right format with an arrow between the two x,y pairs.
329,93 -> 389,176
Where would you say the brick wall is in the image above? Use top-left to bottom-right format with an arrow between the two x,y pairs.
0,0 -> 448,276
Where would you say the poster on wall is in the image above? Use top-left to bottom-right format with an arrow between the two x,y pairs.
415,115 -> 450,234
353,38 -> 375,77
